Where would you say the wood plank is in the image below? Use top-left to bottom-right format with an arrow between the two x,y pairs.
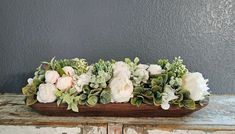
0,94 -> 234,131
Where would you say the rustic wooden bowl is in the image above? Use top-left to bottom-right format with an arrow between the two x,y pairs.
30,102 -> 208,117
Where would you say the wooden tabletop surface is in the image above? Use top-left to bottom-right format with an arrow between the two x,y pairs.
0,94 -> 234,130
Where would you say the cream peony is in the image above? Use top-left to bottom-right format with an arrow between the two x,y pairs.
45,70 -> 60,84
182,72 -> 209,101
109,77 -> 133,102
147,64 -> 164,75
161,85 -> 178,110
37,83 -> 57,103
63,66 -> 75,76
56,76 -> 73,91
112,61 -> 131,78
75,73 -> 91,93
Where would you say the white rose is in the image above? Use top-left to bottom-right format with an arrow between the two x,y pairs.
63,66 -> 75,76
56,76 -> 73,91
45,70 -> 60,84
37,83 -> 57,103
137,64 -> 149,70
112,61 -> 131,78
182,72 -> 209,101
147,64 -> 164,75
75,73 -> 91,93
109,77 -> 133,103
27,78 -> 33,85
161,85 -> 178,110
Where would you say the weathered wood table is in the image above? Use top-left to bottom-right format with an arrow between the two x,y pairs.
0,94 -> 234,134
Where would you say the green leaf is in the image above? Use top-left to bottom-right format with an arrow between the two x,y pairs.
25,96 -> 37,106
32,78 -> 42,87
55,89 -> 63,97
69,88 -> 77,94
130,97 -> 142,107
100,89 -> 111,104
182,99 -> 196,110
22,84 -> 37,96
151,85 -> 162,93
90,88 -> 102,96
134,57 -> 139,64
87,95 -> 98,106
71,103 -> 79,112
55,63 -> 65,76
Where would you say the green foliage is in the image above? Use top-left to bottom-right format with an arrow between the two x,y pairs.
22,56 -> 204,112
100,88 -> 111,104
47,57 -> 88,76
22,82 -> 38,105
89,59 -> 113,88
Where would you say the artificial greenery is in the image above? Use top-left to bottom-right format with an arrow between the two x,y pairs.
22,56 -> 207,112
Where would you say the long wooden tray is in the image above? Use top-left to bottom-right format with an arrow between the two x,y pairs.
30,102 -> 208,117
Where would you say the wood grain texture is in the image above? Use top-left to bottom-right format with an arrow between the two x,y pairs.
0,94 -> 235,131
30,102 -> 207,117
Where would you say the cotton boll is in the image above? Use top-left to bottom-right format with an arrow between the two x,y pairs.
56,76 -> 73,91
182,72 -> 209,101
63,66 -> 75,76
27,78 -> 33,85
37,83 -> 57,103
147,64 -> 164,75
45,70 -> 60,84
109,77 -> 133,103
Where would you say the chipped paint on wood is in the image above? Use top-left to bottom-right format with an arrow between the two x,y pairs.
0,94 -> 235,133
108,123 -> 123,134
83,125 -> 107,134
0,125 -> 82,134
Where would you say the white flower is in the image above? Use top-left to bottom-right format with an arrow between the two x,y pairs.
27,78 -> 33,85
45,70 -> 60,84
147,64 -> 164,75
112,61 -> 131,78
63,66 -> 75,76
37,83 -> 57,103
109,77 -> 133,103
56,76 -> 73,91
137,64 -> 149,70
75,73 -> 91,93
182,72 -> 209,101
161,85 -> 178,110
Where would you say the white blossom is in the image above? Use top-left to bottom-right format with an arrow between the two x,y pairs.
37,83 -> 57,103
75,73 -> 91,93
63,66 -> 75,76
161,85 -> 178,110
182,72 -> 209,101
137,64 -> 149,70
56,76 -> 73,91
147,64 -> 164,75
112,61 -> 131,78
45,70 -> 60,84
109,77 -> 133,102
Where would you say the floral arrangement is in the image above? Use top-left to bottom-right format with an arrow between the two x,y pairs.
22,57 -> 210,112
